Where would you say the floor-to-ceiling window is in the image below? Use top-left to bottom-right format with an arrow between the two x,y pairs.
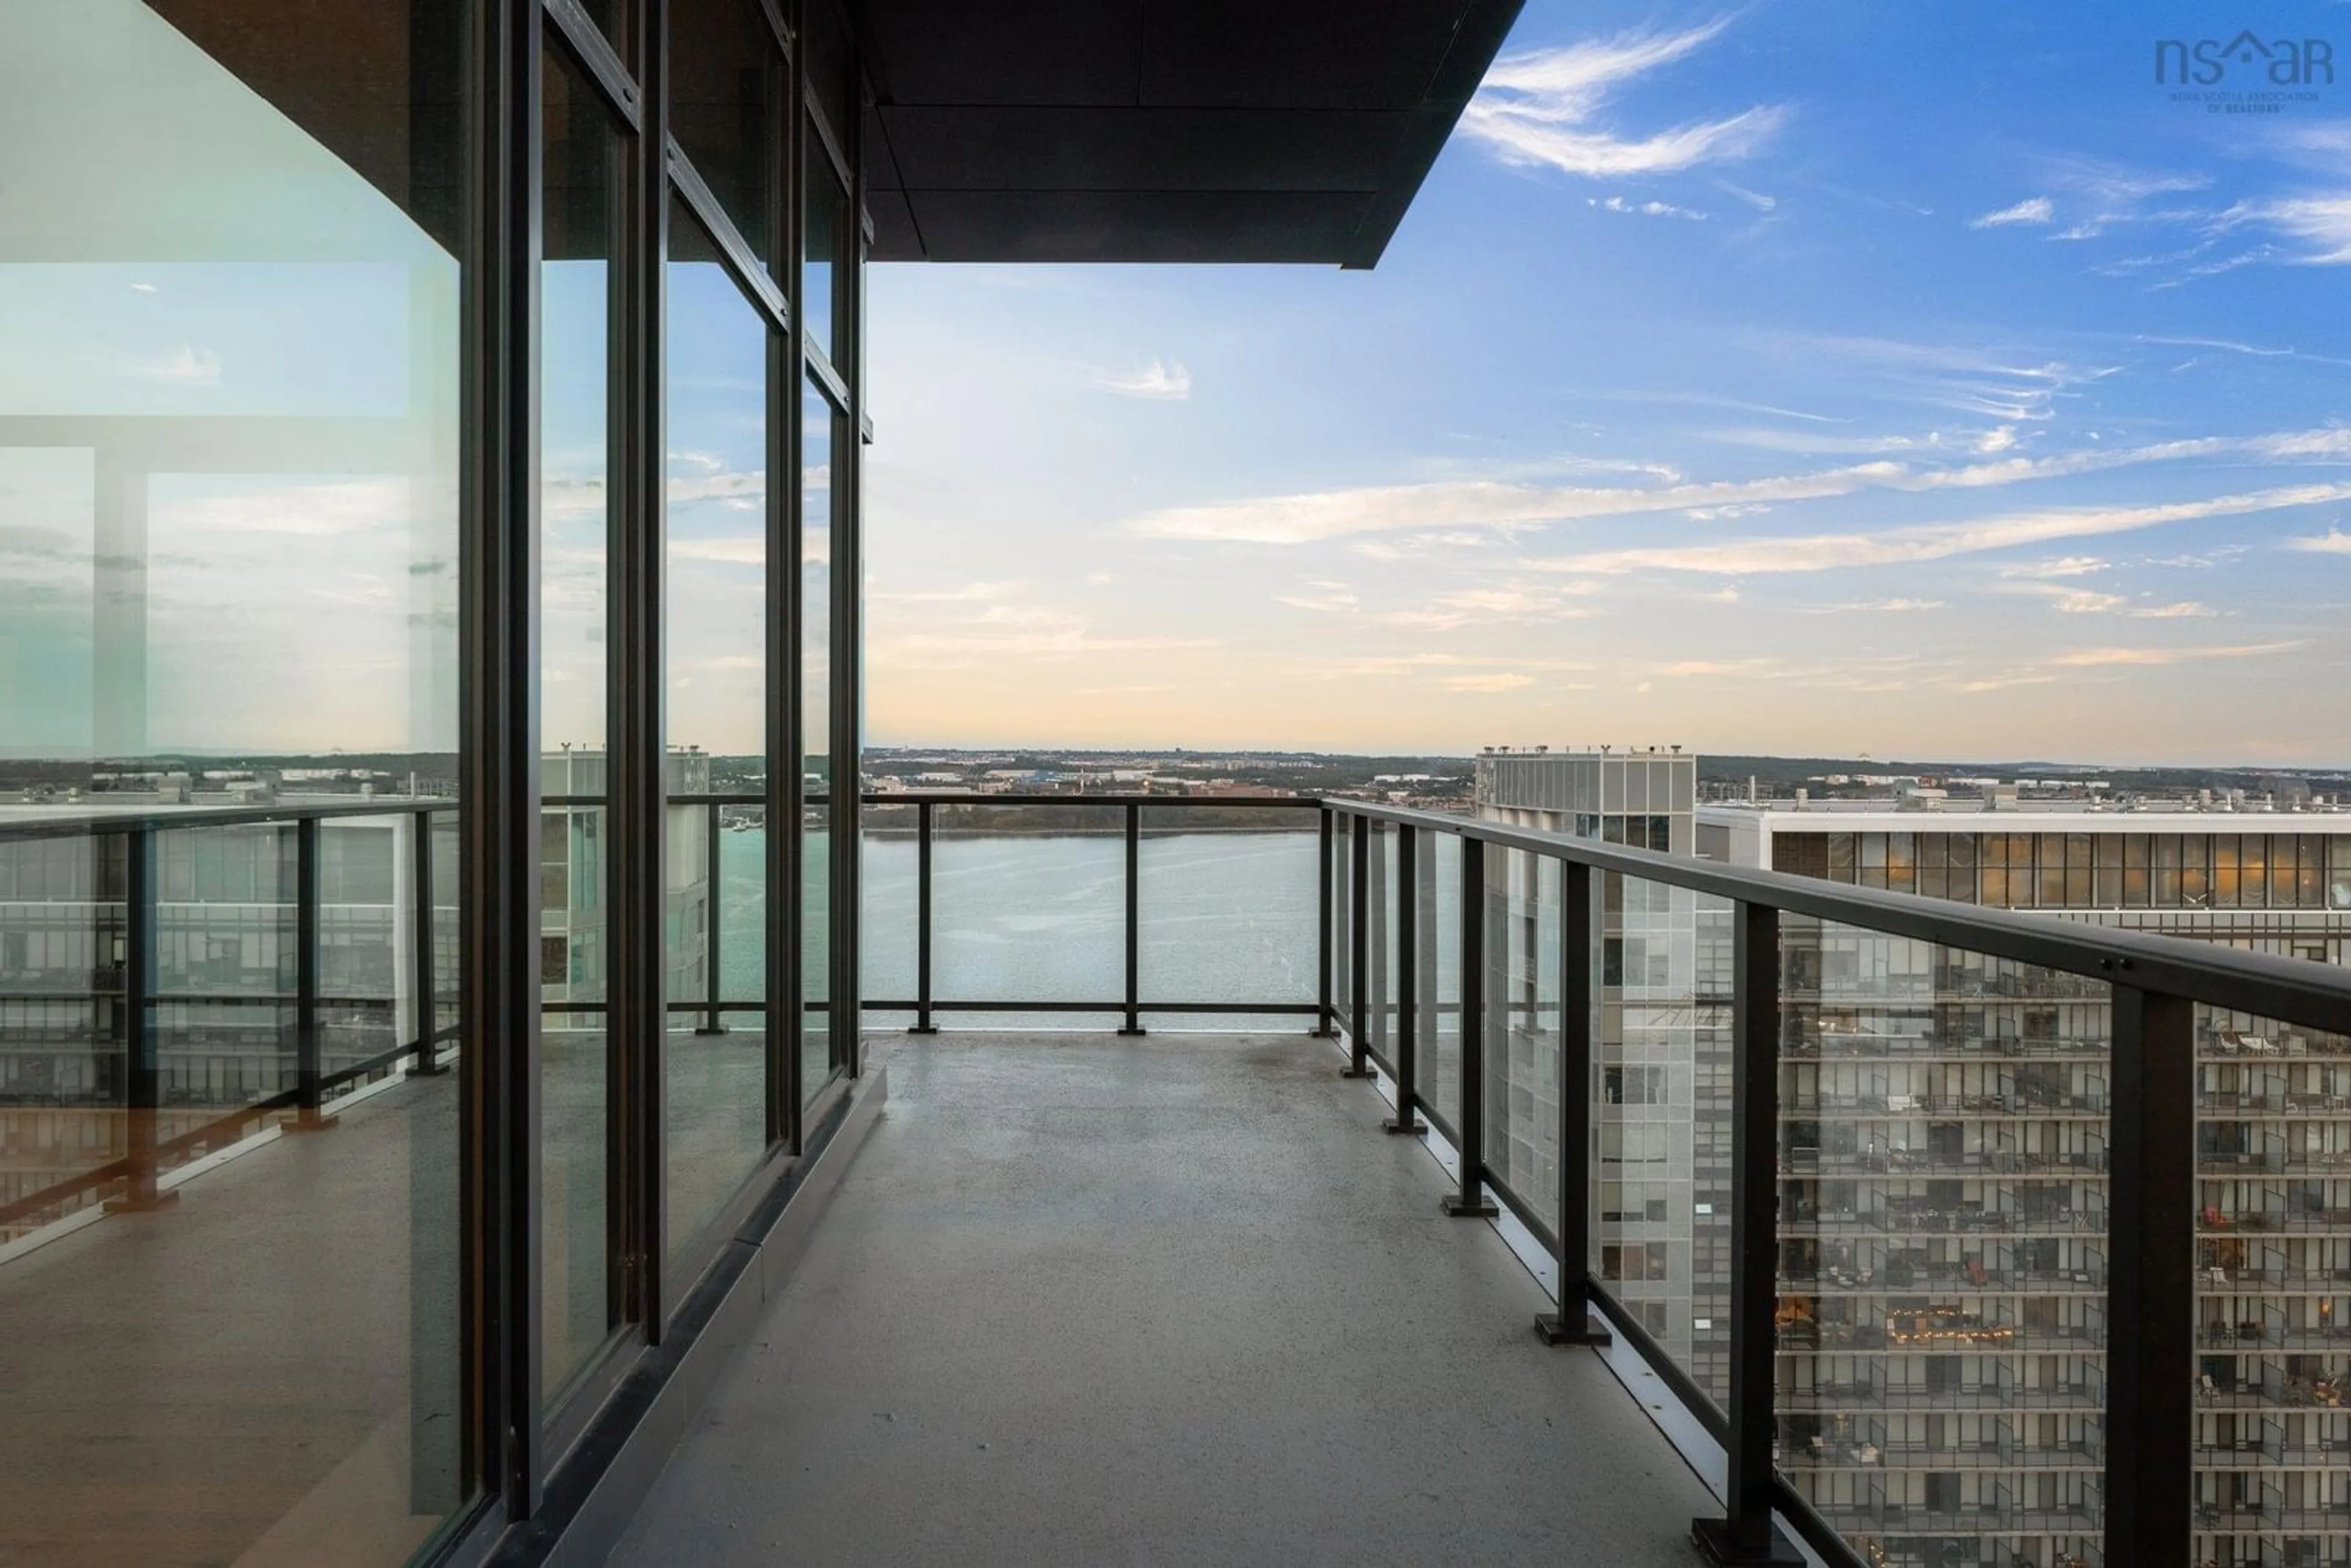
0,0 -> 866,1559
0,1 -> 471,1559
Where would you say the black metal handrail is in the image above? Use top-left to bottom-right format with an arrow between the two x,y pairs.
1318,796 -> 2351,1568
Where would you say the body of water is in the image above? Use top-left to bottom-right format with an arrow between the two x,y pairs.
716,828 -> 1324,1029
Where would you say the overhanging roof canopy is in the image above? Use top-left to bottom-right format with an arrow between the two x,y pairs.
859,1 -> 1523,267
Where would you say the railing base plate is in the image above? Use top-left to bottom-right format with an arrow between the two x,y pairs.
1380,1117 -> 1427,1136
904,1026 -> 939,1036
1116,1027 -> 1148,1038
103,1188 -> 181,1215
1689,1518 -> 1801,1566
282,1112 -> 341,1133
1337,1064 -> 1376,1079
1532,1310 -> 1613,1348
1441,1194 -> 1499,1218
405,1062 -> 451,1079
692,1024 -> 729,1037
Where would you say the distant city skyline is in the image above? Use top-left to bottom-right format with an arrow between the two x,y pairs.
860,2 -> 2351,765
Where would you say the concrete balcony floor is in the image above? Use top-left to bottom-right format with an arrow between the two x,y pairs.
613,1032 -> 1712,1566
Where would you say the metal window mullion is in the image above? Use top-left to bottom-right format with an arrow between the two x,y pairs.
835,51 -> 866,1079
619,0 -> 670,1340
666,141 -> 788,331
462,0 -> 544,1518
774,0 -> 805,1154
542,0 -> 642,132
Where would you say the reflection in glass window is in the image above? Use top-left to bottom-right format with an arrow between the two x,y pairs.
0,1 -> 467,1558
663,201 -> 773,1266
802,378 -> 836,1103
539,39 -> 623,1405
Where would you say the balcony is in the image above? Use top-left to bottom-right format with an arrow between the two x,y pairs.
6,793 -> 2349,1568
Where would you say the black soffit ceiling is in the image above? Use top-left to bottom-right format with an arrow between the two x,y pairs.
857,1 -> 1524,266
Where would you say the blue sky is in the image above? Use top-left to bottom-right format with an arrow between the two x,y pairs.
860,3 -> 2351,765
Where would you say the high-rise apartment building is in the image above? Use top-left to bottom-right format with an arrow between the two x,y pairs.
1701,797 -> 2351,1568
1480,756 -> 2351,1568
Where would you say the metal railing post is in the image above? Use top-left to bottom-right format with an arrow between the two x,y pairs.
408,808 -> 448,1076
1538,858 -> 1608,1345
1313,805 -> 1337,1038
2105,980 -> 2194,1566
1343,813 -> 1372,1077
106,827 -> 176,1212
1382,823 -> 1425,1135
1694,899 -> 1796,1563
287,816 -> 337,1131
696,800 -> 726,1035
1118,801 -> 1145,1036
908,800 -> 937,1034
1444,835 -> 1497,1217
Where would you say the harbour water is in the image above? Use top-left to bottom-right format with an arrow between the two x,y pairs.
718,827 -> 1325,1029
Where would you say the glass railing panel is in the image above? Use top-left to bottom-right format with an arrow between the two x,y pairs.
1332,814 -> 1354,1038
2192,1002 -> 2351,1564
932,803 -> 1125,1028
1418,828 -> 1463,1134
1591,871 -> 1732,1408
1367,821 -> 1396,1069
1777,916 -> 2110,1567
858,802 -> 918,1024
1138,804 -> 1317,1030
0,831 -> 121,1241
1483,844 -> 1561,1237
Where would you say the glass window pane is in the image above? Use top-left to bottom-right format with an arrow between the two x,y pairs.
0,1 -> 469,1555
802,121 -> 849,367
664,198 -> 772,1266
669,0 -> 778,264
801,378 -> 835,1103
539,35 -> 623,1406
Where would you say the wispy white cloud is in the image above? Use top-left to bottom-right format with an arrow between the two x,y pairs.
1122,426 -> 2351,544
2213,195 -> 2351,265
2000,555 -> 2108,579
1460,20 -> 1787,179
2289,527 -> 2351,554
1800,598 -> 1947,614
2052,642 -> 2301,668
2132,601 -> 2217,619
1439,672 -> 1539,693
1541,482 -> 2351,576
1591,194 -> 1708,220
1097,358 -> 1193,400
1970,197 -> 2053,229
